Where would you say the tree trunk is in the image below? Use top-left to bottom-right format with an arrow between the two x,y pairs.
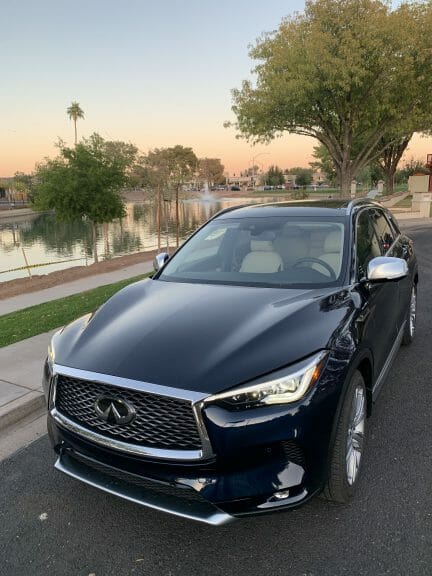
92,221 -> 99,264
338,165 -> 353,198
74,120 -> 77,146
378,136 -> 411,196
164,199 -> 169,252
384,170 -> 395,196
157,185 -> 161,251
175,187 -> 179,248
103,222 -> 109,257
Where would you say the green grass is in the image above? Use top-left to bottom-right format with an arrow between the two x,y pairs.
394,184 -> 408,193
0,273 -> 150,348
251,187 -> 342,197
393,195 -> 412,208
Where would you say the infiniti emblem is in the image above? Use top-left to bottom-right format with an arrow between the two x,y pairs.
94,396 -> 136,425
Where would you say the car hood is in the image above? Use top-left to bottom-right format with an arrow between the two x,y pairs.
53,278 -> 353,395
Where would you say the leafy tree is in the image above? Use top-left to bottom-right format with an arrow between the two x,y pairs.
355,163 -> 383,189
164,146 -> 198,247
287,167 -> 313,187
310,144 -> 337,186
198,158 -> 225,186
229,0 -> 432,196
67,101 -> 85,145
397,157 -> 429,184
136,151 -> 172,250
139,146 -> 197,247
104,141 -> 138,171
11,172 -> 34,200
296,170 -> 313,188
32,133 -> 137,262
374,134 -> 413,195
264,165 -> 284,186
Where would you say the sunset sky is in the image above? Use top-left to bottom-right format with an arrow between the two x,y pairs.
2,0 -> 431,178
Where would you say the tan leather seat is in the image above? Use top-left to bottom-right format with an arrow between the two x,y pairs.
314,230 -> 343,277
274,226 -> 309,267
240,239 -> 283,273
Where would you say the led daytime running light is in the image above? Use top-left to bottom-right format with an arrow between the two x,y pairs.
208,351 -> 327,408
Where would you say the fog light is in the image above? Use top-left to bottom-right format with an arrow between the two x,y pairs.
274,489 -> 290,500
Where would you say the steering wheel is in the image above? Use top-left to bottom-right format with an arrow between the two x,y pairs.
293,257 -> 336,280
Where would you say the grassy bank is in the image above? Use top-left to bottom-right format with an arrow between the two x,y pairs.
393,195 -> 412,208
0,273 -> 149,348
250,185 -> 409,200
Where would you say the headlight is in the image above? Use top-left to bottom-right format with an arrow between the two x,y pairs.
43,339 -> 55,403
47,339 -> 55,371
47,328 -> 62,370
207,351 -> 328,410
43,330 -> 62,403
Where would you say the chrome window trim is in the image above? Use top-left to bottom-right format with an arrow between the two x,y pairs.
352,208 -> 401,283
373,208 -> 400,256
353,208 -> 378,283
51,364 -> 214,461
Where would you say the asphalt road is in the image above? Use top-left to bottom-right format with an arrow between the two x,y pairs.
1,220 -> 431,576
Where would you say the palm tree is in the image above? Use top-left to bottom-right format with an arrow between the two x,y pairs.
67,101 -> 84,145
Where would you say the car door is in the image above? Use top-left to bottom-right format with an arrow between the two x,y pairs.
371,209 -> 413,331
355,209 -> 399,379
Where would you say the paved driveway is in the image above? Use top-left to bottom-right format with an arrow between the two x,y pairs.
1,221 -> 431,576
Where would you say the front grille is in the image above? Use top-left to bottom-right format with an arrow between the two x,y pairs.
55,375 -> 202,451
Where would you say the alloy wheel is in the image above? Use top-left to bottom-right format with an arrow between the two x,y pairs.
346,384 -> 366,486
409,287 -> 417,338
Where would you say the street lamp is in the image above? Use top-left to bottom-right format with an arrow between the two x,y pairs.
250,152 -> 270,189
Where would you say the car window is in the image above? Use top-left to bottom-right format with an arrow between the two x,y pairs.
356,210 -> 381,278
158,216 -> 347,288
173,225 -> 229,267
386,212 -> 400,236
369,209 -> 396,254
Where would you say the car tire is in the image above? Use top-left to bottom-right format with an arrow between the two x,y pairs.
402,284 -> 417,346
323,371 -> 366,503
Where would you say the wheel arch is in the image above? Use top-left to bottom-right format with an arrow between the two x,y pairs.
332,348 -> 374,433
323,350 -> 372,500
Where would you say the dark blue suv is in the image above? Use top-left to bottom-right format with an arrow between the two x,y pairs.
43,200 -> 418,525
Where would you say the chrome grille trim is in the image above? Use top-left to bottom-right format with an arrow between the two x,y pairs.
52,364 -> 207,402
51,364 -> 214,461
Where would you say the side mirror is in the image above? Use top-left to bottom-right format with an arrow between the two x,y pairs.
367,256 -> 408,282
153,252 -> 169,271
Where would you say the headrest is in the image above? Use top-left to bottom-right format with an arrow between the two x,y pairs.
250,240 -> 274,252
324,231 -> 342,253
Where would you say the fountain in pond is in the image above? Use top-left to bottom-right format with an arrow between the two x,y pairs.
200,182 -> 216,203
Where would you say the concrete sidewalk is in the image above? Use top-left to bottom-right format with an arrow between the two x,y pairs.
1,259 -> 154,316
0,331 -> 55,430
0,259 -> 154,431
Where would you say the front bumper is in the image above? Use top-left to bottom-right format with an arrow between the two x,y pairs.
46,354 -> 345,524
48,415 -> 317,524
54,449 -> 231,526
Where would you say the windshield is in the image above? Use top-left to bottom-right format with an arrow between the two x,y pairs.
158,216 -> 347,288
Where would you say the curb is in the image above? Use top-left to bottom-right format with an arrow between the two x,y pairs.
0,391 -> 46,431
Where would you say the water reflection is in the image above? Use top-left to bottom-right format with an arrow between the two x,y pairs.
0,199 -> 248,282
